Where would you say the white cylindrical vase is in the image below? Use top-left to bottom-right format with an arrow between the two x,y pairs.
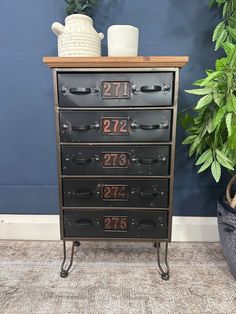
107,25 -> 139,56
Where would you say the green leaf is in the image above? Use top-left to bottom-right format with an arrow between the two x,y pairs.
189,136 -> 201,157
200,71 -> 222,87
195,149 -> 212,165
213,92 -> 225,106
213,21 -> 225,41
216,148 -> 234,170
198,156 -> 213,173
228,126 -> 236,149
222,1 -> 228,18
209,0 -> 216,8
225,113 -> 232,136
185,88 -> 213,95
222,42 -> 235,55
229,47 -> 236,68
193,79 -> 205,86
212,106 -> 226,130
227,94 -> 236,111
227,26 -> 236,40
215,29 -> 227,50
215,57 -> 228,70
180,112 -> 194,130
195,94 -> 213,110
182,135 -> 197,145
211,160 -> 221,182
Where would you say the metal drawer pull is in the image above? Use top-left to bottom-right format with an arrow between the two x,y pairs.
140,158 -> 160,164
70,87 -> 92,94
72,158 -> 92,165
131,156 -> 167,164
139,191 -> 157,198
132,84 -> 170,94
140,85 -> 162,92
75,219 -> 93,228
61,86 -> 99,96
131,122 -> 168,130
71,122 -> 100,131
139,220 -> 156,229
74,191 -> 92,199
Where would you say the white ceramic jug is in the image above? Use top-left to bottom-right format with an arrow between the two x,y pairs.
107,25 -> 139,56
52,14 -> 104,57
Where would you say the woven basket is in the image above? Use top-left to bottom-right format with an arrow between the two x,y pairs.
226,174 -> 236,209
217,174 -> 236,279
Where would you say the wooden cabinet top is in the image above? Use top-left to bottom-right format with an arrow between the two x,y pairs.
43,56 -> 189,69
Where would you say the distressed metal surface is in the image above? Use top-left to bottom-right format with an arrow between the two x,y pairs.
59,109 -> 172,143
61,145 -> 170,176
58,72 -> 173,107
63,209 -> 168,238
63,178 -> 169,208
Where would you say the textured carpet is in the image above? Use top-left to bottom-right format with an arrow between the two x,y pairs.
0,241 -> 235,314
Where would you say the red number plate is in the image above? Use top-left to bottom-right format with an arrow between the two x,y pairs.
102,117 -> 129,135
102,152 -> 129,168
102,81 -> 130,99
103,216 -> 128,231
101,185 -> 129,201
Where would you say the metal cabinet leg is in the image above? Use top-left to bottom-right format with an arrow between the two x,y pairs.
60,241 -> 76,278
156,242 -> 170,280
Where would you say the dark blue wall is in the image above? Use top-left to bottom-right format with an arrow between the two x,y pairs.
0,0 -> 227,215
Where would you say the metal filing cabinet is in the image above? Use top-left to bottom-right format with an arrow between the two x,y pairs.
44,56 -> 188,280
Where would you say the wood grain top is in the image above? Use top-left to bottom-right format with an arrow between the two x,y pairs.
43,56 -> 189,69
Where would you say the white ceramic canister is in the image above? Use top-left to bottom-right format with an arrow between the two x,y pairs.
52,14 -> 104,57
107,25 -> 139,56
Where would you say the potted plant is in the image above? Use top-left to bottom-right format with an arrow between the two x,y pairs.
51,0 -> 104,56
181,0 -> 236,278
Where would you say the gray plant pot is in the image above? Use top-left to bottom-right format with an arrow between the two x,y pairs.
217,196 -> 236,279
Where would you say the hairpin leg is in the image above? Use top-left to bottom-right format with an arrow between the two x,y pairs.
60,240 -> 76,278
156,242 -> 170,280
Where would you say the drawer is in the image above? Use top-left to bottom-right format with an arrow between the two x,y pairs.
63,209 -> 168,239
58,72 -> 173,107
61,145 -> 170,176
59,110 -> 172,143
62,178 -> 169,208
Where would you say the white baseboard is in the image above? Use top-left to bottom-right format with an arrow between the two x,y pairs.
0,215 -> 219,242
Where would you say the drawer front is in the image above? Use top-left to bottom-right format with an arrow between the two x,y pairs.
63,209 -> 168,239
63,178 -> 169,208
58,72 -> 173,107
61,145 -> 170,176
59,110 -> 172,143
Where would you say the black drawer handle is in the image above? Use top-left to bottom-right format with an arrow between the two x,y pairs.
132,84 -> 170,94
131,157 -> 158,164
140,85 -> 162,93
65,122 -> 99,131
76,191 -> 92,199
131,122 -> 168,130
140,158 -> 160,164
139,191 -> 157,198
70,87 -> 92,94
72,158 -> 92,165
61,86 -> 99,96
139,220 -> 156,230
75,219 -> 93,228
131,156 -> 167,164
66,191 -> 92,199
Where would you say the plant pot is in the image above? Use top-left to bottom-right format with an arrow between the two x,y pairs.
52,14 -> 104,57
107,25 -> 139,56
217,176 -> 236,279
